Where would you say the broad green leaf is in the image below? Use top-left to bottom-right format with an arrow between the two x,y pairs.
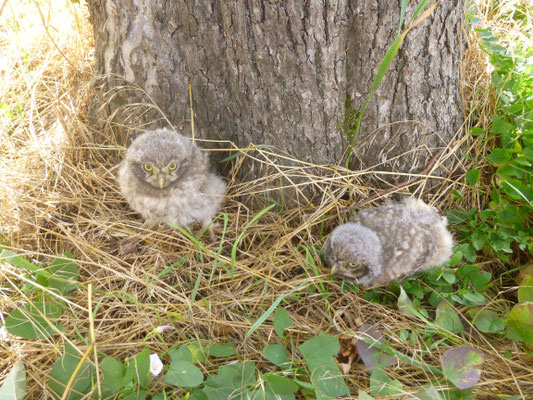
454,243 -> 476,263
124,349 -> 150,387
369,369 -> 389,396
465,169 -> 480,186
414,384 -> 446,400
0,360 -> 26,400
188,343 -> 206,363
470,127 -> 484,136
470,309 -> 505,333
203,361 -> 256,399
457,264 -> 491,289
100,356 -> 125,395
298,334 -> 349,398
47,254 -> 79,294
263,344 -> 291,369
207,342 -> 237,358
398,286 -> 418,318
164,360 -> 204,388
506,302 -> 533,346
273,307 -> 292,338
450,189 -> 464,201
5,301 -> 64,340
123,391 -> 147,400
490,115 -> 515,135
370,369 -> 405,396
168,346 -> 193,363
48,343 -> 94,400
435,302 -> 464,334
310,363 -> 350,397
518,275 -> 533,303
263,374 -> 298,395
486,148 -> 511,165
358,390 -> 375,399
441,346 -> 484,390
189,389 -> 209,400
298,334 -> 340,359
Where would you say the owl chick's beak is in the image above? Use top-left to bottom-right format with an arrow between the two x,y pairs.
157,174 -> 165,189
330,261 -> 364,283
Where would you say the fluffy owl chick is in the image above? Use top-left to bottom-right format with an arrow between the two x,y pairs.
324,198 -> 453,287
118,128 -> 226,233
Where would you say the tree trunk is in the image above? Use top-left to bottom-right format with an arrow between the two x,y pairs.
88,0 -> 464,176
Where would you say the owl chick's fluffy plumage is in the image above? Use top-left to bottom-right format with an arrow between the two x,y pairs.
324,198 -> 453,287
118,128 -> 226,230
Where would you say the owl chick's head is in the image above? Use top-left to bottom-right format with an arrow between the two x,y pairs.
125,128 -> 207,190
323,222 -> 384,283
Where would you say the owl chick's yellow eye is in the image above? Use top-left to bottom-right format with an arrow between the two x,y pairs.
349,262 -> 358,268
143,163 -> 153,172
168,163 -> 178,171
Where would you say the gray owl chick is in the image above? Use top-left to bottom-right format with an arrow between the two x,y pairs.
118,128 -> 226,233
324,198 -> 453,287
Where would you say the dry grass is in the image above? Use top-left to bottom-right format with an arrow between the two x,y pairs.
0,1 -> 531,399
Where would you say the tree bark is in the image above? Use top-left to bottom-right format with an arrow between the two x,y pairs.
88,0 -> 464,175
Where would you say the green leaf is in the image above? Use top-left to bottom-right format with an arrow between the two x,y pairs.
168,346 -> 193,363
490,115 -> 515,135
207,342 -> 238,358
465,169 -> 481,186
247,282 -> 307,337
0,249 -> 50,278
124,349 -> 150,387
298,334 -> 340,359
0,360 -> 26,400
441,346 -> 484,390
518,275 -> 533,303
47,254 -> 79,294
298,334 -> 349,398
48,343 -> 94,400
273,307 -> 292,338
435,302 -> 464,334
470,127 -> 484,136
263,374 -> 298,395
100,356 -> 125,395
123,391 -> 147,400
455,243 -> 477,263
487,148 -> 511,165
263,344 -> 291,369
506,302 -> 533,345
358,390 -> 375,399
164,360 -> 204,388
5,301 -> 64,339
203,361 -> 256,400
450,189 -> 464,201
470,309 -> 506,333
188,343 -> 206,363
398,286 -> 418,318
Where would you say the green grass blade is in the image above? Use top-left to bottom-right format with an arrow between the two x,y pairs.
399,0 -> 410,35
246,281 -> 308,337
230,204 -> 275,279
412,0 -> 432,20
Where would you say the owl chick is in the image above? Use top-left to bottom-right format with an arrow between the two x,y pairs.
324,198 -> 453,287
118,128 -> 226,235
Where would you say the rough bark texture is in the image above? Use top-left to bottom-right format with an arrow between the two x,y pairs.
88,0 -> 464,174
